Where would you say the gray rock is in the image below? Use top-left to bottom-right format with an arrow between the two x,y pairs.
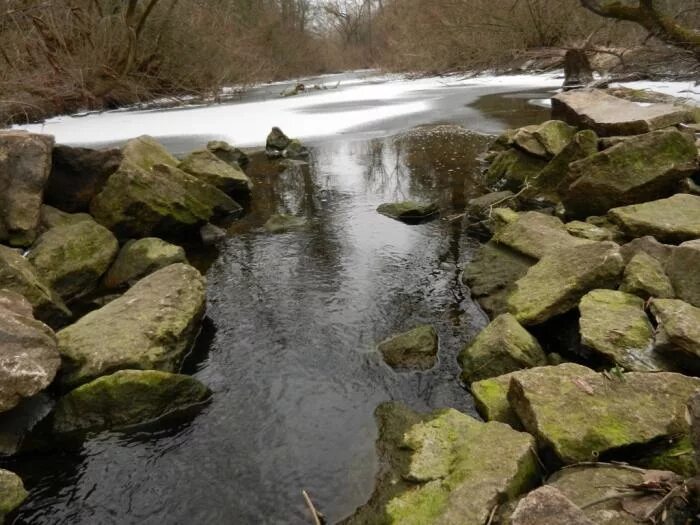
200,223 -> 227,245
512,120 -> 577,159
510,486 -> 594,525
620,252 -> 675,299
666,239 -> 700,307
377,202 -> 439,222
0,131 -> 54,246
0,469 -> 28,521
620,235 -> 675,265
378,325 -> 438,370
466,191 -> 516,220
651,299 -> 700,361
565,220 -> 613,241
207,140 -> 249,169
103,238 -> 187,289
178,149 -> 253,195
266,127 -> 291,151
38,205 -> 92,233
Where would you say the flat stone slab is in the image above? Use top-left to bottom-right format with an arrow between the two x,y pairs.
552,89 -> 694,137
609,194 -> 700,244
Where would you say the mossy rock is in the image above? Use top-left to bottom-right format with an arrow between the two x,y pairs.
263,214 -> 307,233
650,299 -> 700,362
28,218 -> 119,302
178,149 -> 252,195
121,135 -> 178,171
207,140 -> 249,169
484,149 -> 547,191
378,325 -> 438,371
38,205 -> 93,232
512,120 -> 577,159
377,202 -> 439,223
564,220 -> 613,242
620,251 -> 674,299
104,238 -> 187,289
471,371 -> 523,429
508,363 -> 700,464
0,469 -> 28,521
666,239 -> 700,307
52,369 -> 211,433
57,263 -> 205,387
459,314 -> 546,383
508,242 -> 624,326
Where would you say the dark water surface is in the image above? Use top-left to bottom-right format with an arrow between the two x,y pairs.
6,86 -> 553,525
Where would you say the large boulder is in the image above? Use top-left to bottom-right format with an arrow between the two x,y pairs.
52,369 -> 211,433
509,486 -> 594,525
608,194 -> 700,244
377,325 -> 438,370
0,131 -> 54,247
0,290 -> 60,413
561,129 -> 697,217
459,314 -> 546,383
551,89 -> 694,136
493,211 -> 592,260
462,242 -> 535,317
511,120 -> 577,159
57,263 -> 205,387
121,135 -> 178,171
484,149 -> 547,191
45,145 -> 122,212
178,149 -> 253,195
27,218 -> 119,302
620,251 -> 675,299
90,161 -> 241,239
103,238 -> 187,289
508,363 -> 700,464
0,469 -> 27,521
0,245 -> 70,325
666,239 -> 700,307
377,201 -> 439,222
507,242 -> 625,325
650,299 -> 700,362
341,403 -> 538,525
578,290 -> 660,371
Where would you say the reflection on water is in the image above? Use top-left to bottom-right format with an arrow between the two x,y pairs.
7,93 -> 551,525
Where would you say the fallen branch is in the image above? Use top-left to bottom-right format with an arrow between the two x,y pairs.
302,490 -> 325,525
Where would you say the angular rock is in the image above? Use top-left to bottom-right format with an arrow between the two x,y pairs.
207,140 -> 249,169
484,149 -> 547,191
378,325 -> 438,370
651,299 -> 700,361
52,369 -> 211,433
121,135 -> 178,171
552,89 -> 694,136
90,161 -> 241,239
565,220 -> 613,241
178,149 -> 253,194
341,403 -> 538,525
579,290 -> 659,371
494,211 -> 592,260
27,218 -> 119,302
266,127 -> 291,152
199,223 -> 227,246
0,245 -> 70,325
666,240 -> 700,307
620,235 -> 675,265
57,263 -> 205,387
283,139 -> 309,159
0,131 -> 54,246
466,191 -> 516,221
510,486 -> 594,525
584,215 -> 626,243
459,314 -> 546,383
463,242 -> 535,317
609,194 -> 700,244
0,469 -> 27,521
508,242 -> 624,325
0,290 -> 60,413
103,238 -> 187,289
377,202 -> 439,222
38,205 -> 92,232
620,252 -> 674,299
471,371 -> 523,429
263,214 -> 308,233
508,363 -> 700,463
46,145 -> 122,212
562,129 -> 697,217
512,120 -> 577,159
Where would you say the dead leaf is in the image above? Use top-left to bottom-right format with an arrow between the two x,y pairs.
572,377 -> 595,395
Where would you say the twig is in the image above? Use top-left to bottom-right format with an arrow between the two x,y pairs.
643,484 -> 685,521
486,504 -> 498,525
302,490 -> 323,525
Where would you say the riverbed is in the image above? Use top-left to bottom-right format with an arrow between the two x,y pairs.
9,74 -> 557,524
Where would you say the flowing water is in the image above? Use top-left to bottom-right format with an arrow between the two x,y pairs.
5,80 -> 554,525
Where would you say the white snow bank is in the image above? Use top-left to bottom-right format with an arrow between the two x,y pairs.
14,72 -> 562,148
614,80 -> 700,104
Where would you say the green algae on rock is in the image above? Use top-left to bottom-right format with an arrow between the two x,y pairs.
620,251 -> 675,299
507,363 -> 700,464
471,371 -> 523,429
507,242 -> 624,326
52,369 -> 211,434
459,314 -> 546,383
377,325 -> 438,371
509,485 -> 594,525
121,135 -> 178,171
377,201 -> 439,223
484,148 -> 547,191
104,238 -> 187,289
263,214 -> 308,233
341,402 -> 538,525
58,263 -> 205,387
564,220 -> 613,242
511,120 -> 577,159
28,218 -> 119,302
666,239 -> 700,307
0,469 -> 28,522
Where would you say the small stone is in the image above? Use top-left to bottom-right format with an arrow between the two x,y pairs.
0,469 -> 28,521
620,252 -> 675,299
510,486 -> 594,525
266,127 -> 291,151
207,140 -> 249,169
378,325 -> 438,371
377,201 -> 439,222
200,223 -> 227,245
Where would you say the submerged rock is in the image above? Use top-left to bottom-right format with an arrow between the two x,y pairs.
510,486 -> 594,525
178,149 -> 253,195
578,290 -> 659,371
608,194 -> 700,244
0,469 -> 27,521
263,214 -> 308,233
459,314 -> 546,383
52,369 -> 211,433
666,240 -> 700,307
377,202 -> 439,222
484,148 -> 547,191
378,325 -> 438,371
508,363 -> 700,464
0,131 -> 54,247
0,244 -> 70,326
342,403 -> 538,525
46,144 -> 122,212
207,140 -> 249,169
511,120 -> 576,159
27,218 -> 119,302
551,88 -> 693,136
508,242 -> 624,325
620,251 -> 674,299
57,263 -> 205,387
103,238 -> 187,289
0,290 -> 60,413
561,129 -> 697,217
